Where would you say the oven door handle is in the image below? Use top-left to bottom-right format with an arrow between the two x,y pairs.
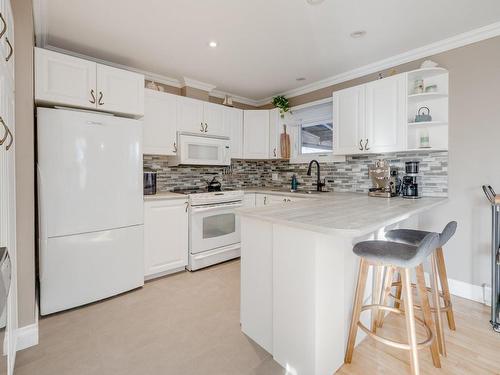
191,202 -> 243,213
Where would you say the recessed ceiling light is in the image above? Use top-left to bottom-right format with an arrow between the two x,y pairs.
306,0 -> 325,4
350,30 -> 367,39
208,41 -> 218,48
296,77 -> 306,81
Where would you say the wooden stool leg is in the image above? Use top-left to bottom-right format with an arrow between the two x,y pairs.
416,264 -> 441,368
431,252 -> 447,356
394,271 -> 402,309
371,265 -> 384,333
401,267 -> 420,375
377,266 -> 394,328
345,259 -> 370,364
436,247 -> 456,330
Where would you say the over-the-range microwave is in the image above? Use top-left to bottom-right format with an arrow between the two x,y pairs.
169,132 -> 231,166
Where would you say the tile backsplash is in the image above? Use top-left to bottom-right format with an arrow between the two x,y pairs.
144,151 -> 448,197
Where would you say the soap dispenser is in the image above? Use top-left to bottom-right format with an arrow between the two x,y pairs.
291,174 -> 299,192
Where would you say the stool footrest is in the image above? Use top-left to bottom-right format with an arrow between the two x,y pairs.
359,304 -> 434,351
390,281 -> 452,312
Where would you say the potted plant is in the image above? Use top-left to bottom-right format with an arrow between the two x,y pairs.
272,95 -> 290,119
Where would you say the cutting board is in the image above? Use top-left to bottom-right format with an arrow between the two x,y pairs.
280,125 -> 290,159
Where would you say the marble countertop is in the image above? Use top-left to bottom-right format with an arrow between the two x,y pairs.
143,188 -> 321,201
237,192 -> 447,238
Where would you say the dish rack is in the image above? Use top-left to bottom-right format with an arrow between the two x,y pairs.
483,185 -> 500,332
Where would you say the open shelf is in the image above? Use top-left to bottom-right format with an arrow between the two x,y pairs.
408,121 -> 448,127
408,92 -> 448,101
407,67 -> 448,81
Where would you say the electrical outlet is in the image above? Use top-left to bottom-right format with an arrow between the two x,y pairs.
272,173 -> 279,181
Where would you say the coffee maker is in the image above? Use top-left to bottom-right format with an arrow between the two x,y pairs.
401,161 -> 421,199
368,160 -> 398,198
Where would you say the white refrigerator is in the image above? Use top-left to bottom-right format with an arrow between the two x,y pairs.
37,107 -> 144,315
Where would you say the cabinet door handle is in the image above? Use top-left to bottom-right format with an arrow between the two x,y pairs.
0,116 -> 8,145
5,126 -> 13,150
359,139 -> 364,151
200,122 -> 204,132
89,89 -> 96,104
173,142 -> 177,153
5,37 -> 12,62
264,196 -> 267,205
98,91 -> 104,106
0,13 -> 6,40
204,123 -> 208,132
364,139 -> 370,151
273,148 -> 277,157
185,202 -> 189,212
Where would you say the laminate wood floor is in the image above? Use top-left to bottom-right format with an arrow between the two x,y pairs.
14,260 -> 500,375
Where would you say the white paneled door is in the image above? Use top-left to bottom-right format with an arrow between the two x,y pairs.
365,74 -> 406,153
143,89 -> 178,155
243,110 -> 270,159
177,96 -> 205,134
144,200 -> 189,278
35,47 -> 96,110
333,85 -> 365,155
0,0 -> 17,372
96,64 -> 145,116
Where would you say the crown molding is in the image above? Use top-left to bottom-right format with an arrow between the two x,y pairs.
258,21 -> 500,105
210,90 -> 260,107
181,77 -> 217,92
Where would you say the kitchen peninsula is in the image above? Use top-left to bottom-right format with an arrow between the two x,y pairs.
238,192 -> 447,375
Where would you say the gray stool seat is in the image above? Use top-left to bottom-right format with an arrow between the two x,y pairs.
353,233 -> 439,268
385,221 -> 457,248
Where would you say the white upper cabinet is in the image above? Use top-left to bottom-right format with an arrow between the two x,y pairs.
365,74 -> 406,153
143,89 -> 178,155
177,96 -> 227,136
333,85 -> 365,155
333,73 -> 406,155
243,110 -> 270,159
177,96 -> 205,134
35,48 -> 144,117
35,47 -> 96,110
96,64 -> 144,116
224,107 -> 243,159
269,109 -> 281,159
203,102 -> 226,136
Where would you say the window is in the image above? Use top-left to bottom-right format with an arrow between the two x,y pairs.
300,120 -> 333,154
294,101 -> 334,157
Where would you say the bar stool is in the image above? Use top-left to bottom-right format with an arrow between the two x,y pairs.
383,221 -> 457,356
345,233 -> 441,375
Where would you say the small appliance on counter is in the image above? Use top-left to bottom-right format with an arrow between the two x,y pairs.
207,176 -> 222,192
368,160 -> 398,198
144,171 -> 157,195
401,161 -> 421,199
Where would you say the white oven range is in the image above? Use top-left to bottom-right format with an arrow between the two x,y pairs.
176,189 -> 244,271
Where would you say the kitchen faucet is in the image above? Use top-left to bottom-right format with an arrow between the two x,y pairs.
307,159 -> 325,192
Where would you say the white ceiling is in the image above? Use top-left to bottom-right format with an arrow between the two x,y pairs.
39,0 -> 500,101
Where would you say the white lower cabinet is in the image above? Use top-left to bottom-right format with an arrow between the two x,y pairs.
244,193 -> 256,208
144,199 -> 189,278
255,193 -> 307,207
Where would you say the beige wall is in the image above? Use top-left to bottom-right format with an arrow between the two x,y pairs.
12,0 -> 36,328
267,36 -> 500,288
145,80 -> 257,110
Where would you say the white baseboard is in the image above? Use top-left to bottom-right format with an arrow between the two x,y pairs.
423,272 -> 490,306
16,323 -> 38,351
447,278 -> 491,306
